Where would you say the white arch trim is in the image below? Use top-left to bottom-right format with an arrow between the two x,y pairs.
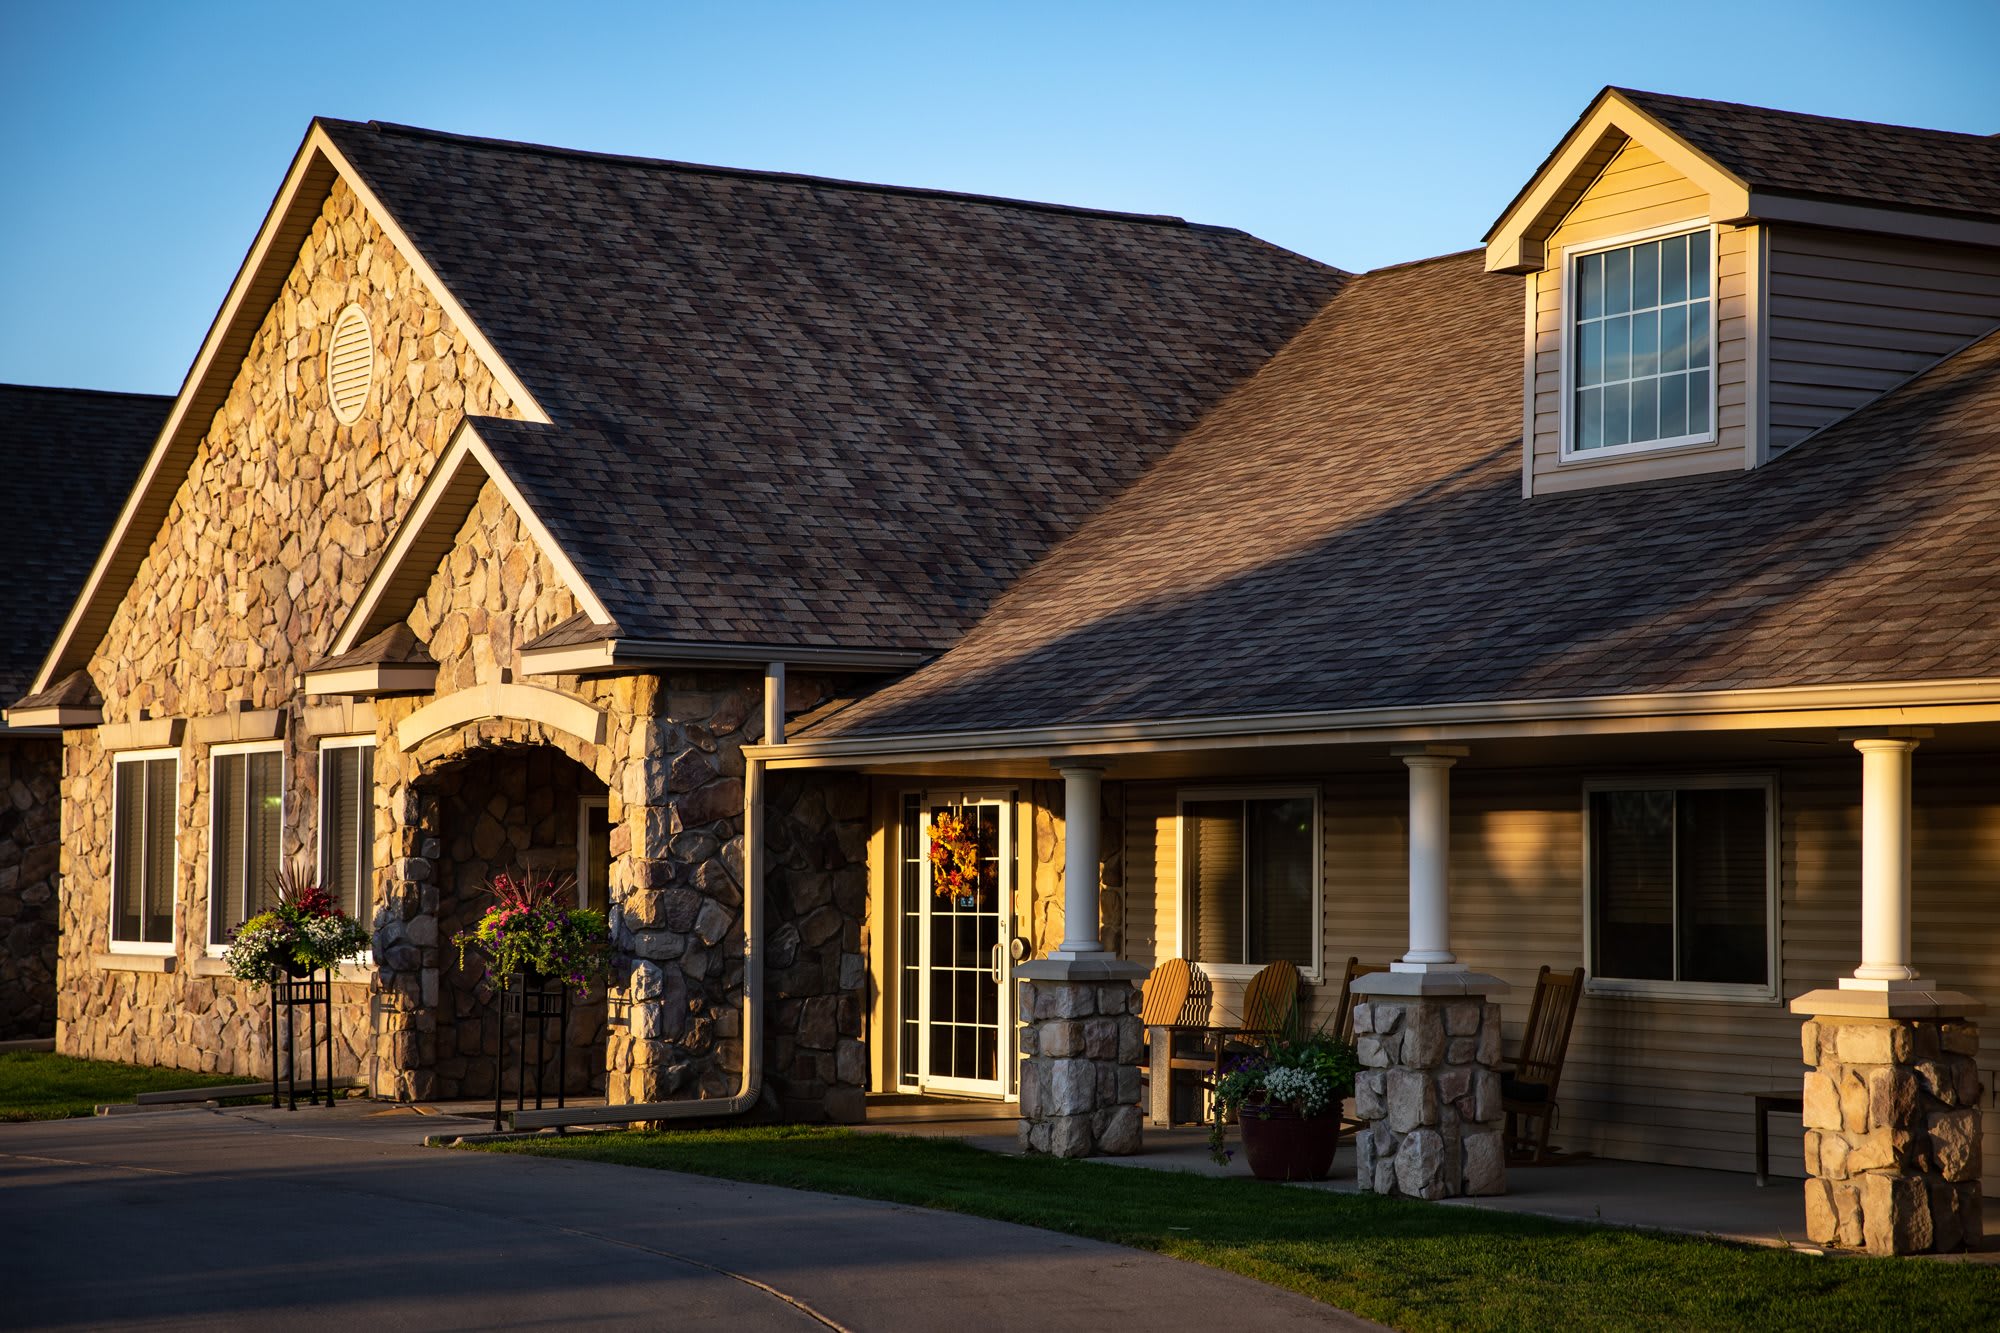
396,683 -> 607,753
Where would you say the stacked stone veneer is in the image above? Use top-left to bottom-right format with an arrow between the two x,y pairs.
1801,1015 -> 1984,1254
763,770 -> 870,1123
0,739 -> 61,1040
58,173 -> 516,1077
1017,977 -> 1144,1156
1352,997 -> 1506,1198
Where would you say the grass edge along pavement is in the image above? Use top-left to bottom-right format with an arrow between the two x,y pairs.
463,1124 -> 2000,1333
0,1049 -> 253,1120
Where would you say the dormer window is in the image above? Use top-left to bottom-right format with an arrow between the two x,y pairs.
1567,226 -> 1713,456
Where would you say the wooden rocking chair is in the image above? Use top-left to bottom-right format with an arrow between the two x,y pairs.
1138,958 -> 1213,1127
1500,965 -> 1585,1165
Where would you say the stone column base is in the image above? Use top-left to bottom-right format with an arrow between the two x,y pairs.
1016,965 -> 1144,1157
1799,1012 -> 1984,1255
1351,990 -> 1506,1198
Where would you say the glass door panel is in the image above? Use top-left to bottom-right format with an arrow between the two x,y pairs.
911,796 -> 1011,1096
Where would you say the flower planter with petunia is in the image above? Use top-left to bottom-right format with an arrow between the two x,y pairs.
452,870 -> 612,998
1210,1024 -> 1360,1181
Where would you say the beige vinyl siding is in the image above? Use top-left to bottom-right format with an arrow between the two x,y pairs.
1765,227 -> 2000,452
1121,757 -> 2000,1193
1528,140 -> 1750,496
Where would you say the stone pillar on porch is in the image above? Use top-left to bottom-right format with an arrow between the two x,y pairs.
1793,731 -> 1985,1256
1017,763 -> 1146,1157
1351,746 -> 1510,1199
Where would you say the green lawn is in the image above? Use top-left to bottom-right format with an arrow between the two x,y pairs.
0,1050 -> 254,1121
467,1125 -> 1999,1332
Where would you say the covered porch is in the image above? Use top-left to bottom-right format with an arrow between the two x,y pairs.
781,705 -> 2000,1254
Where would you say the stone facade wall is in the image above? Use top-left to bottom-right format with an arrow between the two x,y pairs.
0,738 -> 62,1040
1351,996 -> 1506,1198
57,173 -> 517,1074
763,769 -> 870,1120
1017,975 -> 1144,1156
1800,1015 -> 1984,1254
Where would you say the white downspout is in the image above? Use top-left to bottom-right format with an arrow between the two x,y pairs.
511,660 -> 782,1129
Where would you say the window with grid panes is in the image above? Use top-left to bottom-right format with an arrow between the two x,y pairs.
1571,229 -> 1712,454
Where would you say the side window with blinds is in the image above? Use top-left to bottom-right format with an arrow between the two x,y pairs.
1182,791 -> 1317,970
576,797 -> 611,909
112,754 -> 179,948
210,746 -> 284,944
1587,778 -> 1774,997
319,741 -> 376,922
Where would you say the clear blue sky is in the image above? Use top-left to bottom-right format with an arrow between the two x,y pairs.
4,0 -> 1995,394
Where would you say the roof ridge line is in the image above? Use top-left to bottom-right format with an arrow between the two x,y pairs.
1611,86 -> 1999,144
0,382 -> 174,401
320,117 -> 1240,232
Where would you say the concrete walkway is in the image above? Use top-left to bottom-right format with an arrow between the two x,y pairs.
0,1104 -> 1372,1332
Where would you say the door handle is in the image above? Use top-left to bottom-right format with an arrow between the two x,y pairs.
991,942 -> 1004,983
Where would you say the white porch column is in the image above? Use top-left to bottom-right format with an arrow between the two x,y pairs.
1398,752 -> 1461,969
1848,737 -> 1922,988
1052,764 -> 1106,958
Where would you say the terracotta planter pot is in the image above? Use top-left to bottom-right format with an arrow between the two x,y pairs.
1238,1102 -> 1343,1181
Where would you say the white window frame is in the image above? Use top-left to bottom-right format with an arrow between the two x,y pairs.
1175,785 -> 1323,984
1581,773 -> 1781,1004
316,735 -> 377,948
207,740 -> 287,952
1558,219 -> 1721,464
109,748 -> 181,956
576,795 -> 610,910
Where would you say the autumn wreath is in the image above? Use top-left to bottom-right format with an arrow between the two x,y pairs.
928,810 -> 983,902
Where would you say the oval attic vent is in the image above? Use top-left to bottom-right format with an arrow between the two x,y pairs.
326,304 -> 374,424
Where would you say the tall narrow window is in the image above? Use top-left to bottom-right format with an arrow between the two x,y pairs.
319,740 -> 376,921
1588,778 -> 1774,997
210,745 -> 283,945
1181,790 -> 1317,971
1571,228 -> 1712,454
112,753 -> 178,949
576,797 -> 611,909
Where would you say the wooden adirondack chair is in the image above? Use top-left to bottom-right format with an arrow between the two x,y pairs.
1138,958 -> 1213,1126
1500,965 -> 1585,1164
1331,956 -> 1390,1046
1210,959 -> 1301,1084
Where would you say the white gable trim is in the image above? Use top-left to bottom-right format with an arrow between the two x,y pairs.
29,122 -> 550,697
330,419 -> 614,656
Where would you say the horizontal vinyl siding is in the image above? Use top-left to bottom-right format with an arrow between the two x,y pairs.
1120,758 -> 2000,1193
1122,782 -> 1173,971
1766,228 -> 2000,451
1528,141 -> 1747,496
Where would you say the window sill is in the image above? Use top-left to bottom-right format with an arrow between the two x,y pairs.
1557,434 -> 1719,469
187,956 -> 373,986
1585,978 -> 1781,1005
94,952 -> 176,974
1192,961 -> 1324,987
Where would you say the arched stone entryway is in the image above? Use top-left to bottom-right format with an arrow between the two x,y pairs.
370,718 -> 619,1102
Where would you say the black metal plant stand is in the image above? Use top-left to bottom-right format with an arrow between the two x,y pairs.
495,973 -> 569,1131
269,968 -> 335,1110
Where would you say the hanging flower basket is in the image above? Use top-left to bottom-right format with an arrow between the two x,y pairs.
453,870 -> 611,998
928,810 -> 982,904
222,861 -> 370,986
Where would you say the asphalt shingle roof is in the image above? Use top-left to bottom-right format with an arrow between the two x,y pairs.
1621,88 -> 2000,222
319,121 -> 1347,652
0,385 -> 168,706
801,249 -> 2000,740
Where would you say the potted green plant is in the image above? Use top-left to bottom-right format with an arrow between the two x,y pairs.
1209,1019 -> 1359,1181
452,870 -> 611,996
223,861 -> 371,984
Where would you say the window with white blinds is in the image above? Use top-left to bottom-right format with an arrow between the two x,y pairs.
210,746 -> 283,944
319,741 -> 376,921
1587,777 -> 1775,997
577,797 -> 610,909
1181,791 -> 1318,970
112,754 -> 178,948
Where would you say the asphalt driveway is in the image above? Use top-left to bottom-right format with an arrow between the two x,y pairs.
0,1104 -> 1368,1331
